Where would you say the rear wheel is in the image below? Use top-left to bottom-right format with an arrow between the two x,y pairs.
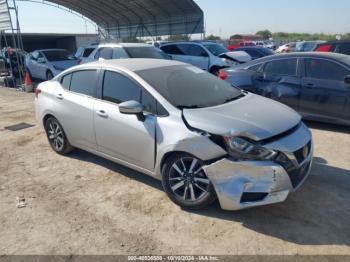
162,154 -> 216,210
45,117 -> 74,155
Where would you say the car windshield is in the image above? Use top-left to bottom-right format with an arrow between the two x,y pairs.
43,50 -> 76,61
203,44 -> 228,56
124,47 -> 166,59
136,65 -> 243,109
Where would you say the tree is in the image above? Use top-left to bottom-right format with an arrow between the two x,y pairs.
205,34 -> 221,41
256,30 -> 272,39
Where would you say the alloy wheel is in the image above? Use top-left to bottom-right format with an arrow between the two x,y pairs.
47,119 -> 64,152
169,157 -> 210,202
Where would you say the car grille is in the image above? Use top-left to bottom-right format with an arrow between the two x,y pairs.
287,160 -> 312,188
294,141 -> 312,164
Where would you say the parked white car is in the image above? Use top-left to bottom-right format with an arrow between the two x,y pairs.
160,41 -> 252,74
82,43 -> 170,64
35,59 -> 313,211
26,49 -> 78,80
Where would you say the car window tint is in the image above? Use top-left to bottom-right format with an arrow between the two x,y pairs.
248,64 -> 263,72
103,71 -> 141,104
245,49 -> 263,58
339,43 -> 350,55
70,70 -> 96,96
141,89 -> 157,114
305,59 -> 349,81
61,73 -> 72,89
176,44 -> 191,55
264,59 -> 297,75
112,48 -> 129,59
95,47 -> 113,59
161,45 -> 184,55
83,48 -> 95,58
188,45 -> 208,57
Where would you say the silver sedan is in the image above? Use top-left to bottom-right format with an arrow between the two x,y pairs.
35,59 -> 313,211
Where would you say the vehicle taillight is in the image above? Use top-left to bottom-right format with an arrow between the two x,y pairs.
218,69 -> 228,80
35,88 -> 41,98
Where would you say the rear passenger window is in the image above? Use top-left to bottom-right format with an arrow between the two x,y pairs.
61,74 -> 72,89
103,71 -> 141,104
112,48 -> 129,59
70,70 -> 96,96
339,43 -> 350,55
264,59 -> 297,76
305,59 -> 349,81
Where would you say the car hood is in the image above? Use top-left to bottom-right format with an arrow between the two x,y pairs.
219,51 -> 252,63
51,60 -> 78,70
183,93 -> 301,141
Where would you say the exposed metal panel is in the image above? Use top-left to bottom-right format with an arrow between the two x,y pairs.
0,0 -> 12,31
46,0 -> 204,37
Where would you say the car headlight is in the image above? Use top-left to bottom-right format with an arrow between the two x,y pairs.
223,136 -> 277,161
221,58 -> 238,66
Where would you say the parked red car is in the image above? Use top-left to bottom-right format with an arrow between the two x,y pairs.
227,41 -> 255,51
314,40 -> 350,55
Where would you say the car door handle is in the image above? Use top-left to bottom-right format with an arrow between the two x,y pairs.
304,83 -> 315,88
56,94 -> 64,100
96,110 -> 108,118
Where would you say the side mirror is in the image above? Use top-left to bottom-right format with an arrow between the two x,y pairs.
37,57 -> 46,64
344,75 -> 350,85
119,100 -> 145,121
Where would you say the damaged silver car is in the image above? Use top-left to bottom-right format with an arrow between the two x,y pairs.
35,59 -> 313,211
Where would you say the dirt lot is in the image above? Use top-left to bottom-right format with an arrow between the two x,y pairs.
0,87 -> 349,255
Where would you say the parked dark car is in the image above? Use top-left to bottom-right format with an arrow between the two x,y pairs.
233,47 -> 275,60
222,52 -> 350,125
315,40 -> 350,55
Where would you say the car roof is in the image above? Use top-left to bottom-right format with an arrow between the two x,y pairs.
96,43 -> 152,48
322,40 -> 350,44
76,58 -> 186,72
238,52 -> 350,67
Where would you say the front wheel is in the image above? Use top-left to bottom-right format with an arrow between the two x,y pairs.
162,154 -> 216,210
46,71 -> 54,81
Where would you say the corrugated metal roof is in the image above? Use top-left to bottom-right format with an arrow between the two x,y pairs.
47,0 -> 204,37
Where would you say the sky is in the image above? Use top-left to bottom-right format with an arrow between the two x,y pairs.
11,0 -> 350,37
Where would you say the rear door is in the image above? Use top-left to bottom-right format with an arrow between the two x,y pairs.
254,58 -> 301,110
94,70 -> 156,171
55,70 -> 98,150
299,58 -> 350,121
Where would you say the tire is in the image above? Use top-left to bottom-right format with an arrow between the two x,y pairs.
162,153 -> 216,210
210,67 -> 221,76
46,71 -> 54,81
44,117 -> 74,155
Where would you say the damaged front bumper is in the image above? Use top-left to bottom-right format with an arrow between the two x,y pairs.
204,147 -> 313,211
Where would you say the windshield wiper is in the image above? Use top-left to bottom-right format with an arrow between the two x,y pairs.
177,105 -> 200,109
224,93 -> 245,104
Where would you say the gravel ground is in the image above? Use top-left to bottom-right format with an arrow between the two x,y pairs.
0,87 -> 349,255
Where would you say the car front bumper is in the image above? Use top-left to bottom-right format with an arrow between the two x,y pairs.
204,136 -> 313,211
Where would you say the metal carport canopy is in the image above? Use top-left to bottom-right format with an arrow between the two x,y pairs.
46,0 -> 204,38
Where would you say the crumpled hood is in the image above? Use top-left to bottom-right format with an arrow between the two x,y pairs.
219,51 -> 252,63
51,60 -> 78,71
183,93 -> 301,141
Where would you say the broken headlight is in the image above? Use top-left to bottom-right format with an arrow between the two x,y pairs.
223,137 -> 277,161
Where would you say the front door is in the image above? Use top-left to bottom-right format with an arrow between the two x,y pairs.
94,70 -> 156,171
299,58 -> 350,121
